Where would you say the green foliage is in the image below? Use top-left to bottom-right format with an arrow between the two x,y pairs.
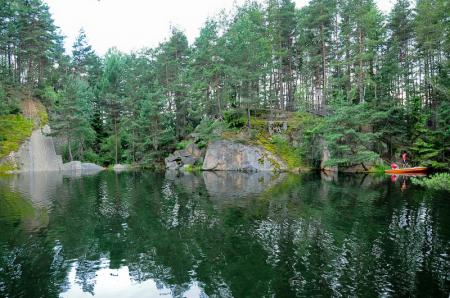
318,103 -> 380,167
0,161 -> 16,173
271,134 -> 304,169
412,173 -> 450,192
224,109 -> 246,129
182,164 -> 202,173
176,140 -> 192,150
39,86 -> 60,107
51,76 -> 95,162
0,86 -> 21,115
0,115 -> 33,160
2,0 -> 448,169
255,132 -> 304,169
36,102 -> 48,127
193,118 -> 228,148
372,163 -> 390,173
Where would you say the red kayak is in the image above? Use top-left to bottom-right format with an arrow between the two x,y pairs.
385,167 -> 428,174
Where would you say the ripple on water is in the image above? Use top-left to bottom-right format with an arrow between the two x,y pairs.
0,171 -> 449,297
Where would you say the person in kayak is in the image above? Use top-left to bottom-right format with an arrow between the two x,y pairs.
401,151 -> 408,167
391,162 -> 399,170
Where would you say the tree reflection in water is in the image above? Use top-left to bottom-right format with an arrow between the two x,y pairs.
0,171 -> 449,297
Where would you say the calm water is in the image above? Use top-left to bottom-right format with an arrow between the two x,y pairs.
0,171 -> 449,298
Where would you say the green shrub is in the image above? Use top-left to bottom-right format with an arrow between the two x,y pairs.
0,161 -> 16,173
36,101 -> 48,127
255,132 -> 304,169
82,150 -> 101,164
176,140 -> 192,150
0,114 -> 33,160
193,117 -> 228,148
224,109 -> 246,128
372,162 -> 390,173
0,86 -> 21,115
411,173 -> 450,192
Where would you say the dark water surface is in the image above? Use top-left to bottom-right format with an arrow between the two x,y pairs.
0,171 -> 449,297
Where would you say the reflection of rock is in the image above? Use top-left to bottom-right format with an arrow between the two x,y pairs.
7,172 -> 63,208
165,171 -> 204,192
321,170 -> 338,182
202,140 -> 287,172
202,171 -> 286,200
7,171 -> 103,209
164,171 -> 287,203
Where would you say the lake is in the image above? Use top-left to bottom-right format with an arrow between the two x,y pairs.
0,171 -> 449,297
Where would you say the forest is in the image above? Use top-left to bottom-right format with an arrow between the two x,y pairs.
0,0 -> 449,169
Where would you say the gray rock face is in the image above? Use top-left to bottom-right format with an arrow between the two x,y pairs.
165,143 -> 202,170
3,125 -> 63,172
320,138 -> 338,172
0,124 -> 104,174
186,143 -> 203,158
113,164 -> 131,171
202,140 -> 287,172
62,161 -> 82,171
62,161 -> 104,172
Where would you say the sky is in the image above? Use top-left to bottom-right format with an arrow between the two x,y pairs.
43,0 -> 394,55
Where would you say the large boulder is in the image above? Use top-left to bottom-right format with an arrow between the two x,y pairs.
62,161 -> 104,172
202,140 -> 287,172
81,163 -> 104,171
113,164 -> 132,171
165,144 -> 202,170
320,139 -> 338,172
185,143 -> 203,158
62,161 -> 82,171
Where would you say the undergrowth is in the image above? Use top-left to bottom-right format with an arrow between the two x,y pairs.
411,173 -> 450,192
0,114 -> 33,160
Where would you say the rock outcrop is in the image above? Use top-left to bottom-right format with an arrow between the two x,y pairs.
5,125 -> 63,172
113,164 -> 132,171
320,139 -> 338,172
1,125 -> 104,173
202,140 -> 287,172
165,143 -> 203,170
62,161 -> 104,172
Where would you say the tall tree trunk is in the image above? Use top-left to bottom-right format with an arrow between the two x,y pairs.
358,27 -> 365,103
114,116 -> 118,165
68,137 -> 73,162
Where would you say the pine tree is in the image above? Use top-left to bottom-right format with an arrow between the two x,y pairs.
52,76 -> 95,161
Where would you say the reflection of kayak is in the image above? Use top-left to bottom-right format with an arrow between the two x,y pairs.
385,167 -> 427,174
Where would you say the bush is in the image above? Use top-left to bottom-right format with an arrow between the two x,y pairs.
224,109 -> 246,128
411,173 -> 450,192
176,140 -> 192,150
0,115 -> 34,160
0,86 -> 21,116
193,117 -> 228,148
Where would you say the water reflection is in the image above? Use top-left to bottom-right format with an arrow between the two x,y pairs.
0,171 -> 449,297
62,259 -> 205,298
